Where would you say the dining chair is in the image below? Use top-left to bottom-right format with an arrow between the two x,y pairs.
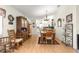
0,36 -> 13,53
45,31 -> 53,44
0,38 -> 5,52
8,30 -> 23,49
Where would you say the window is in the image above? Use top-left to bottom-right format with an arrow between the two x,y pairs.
36,19 -> 52,29
0,8 -> 6,37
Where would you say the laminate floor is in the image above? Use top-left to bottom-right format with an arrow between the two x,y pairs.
15,35 -> 75,53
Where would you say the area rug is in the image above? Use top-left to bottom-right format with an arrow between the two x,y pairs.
38,37 -> 59,45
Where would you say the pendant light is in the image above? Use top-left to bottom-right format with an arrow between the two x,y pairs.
44,10 -> 48,21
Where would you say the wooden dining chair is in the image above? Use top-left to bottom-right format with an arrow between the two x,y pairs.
8,30 -> 23,49
0,38 -> 5,52
0,36 -> 14,53
41,32 -> 46,44
45,31 -> 53,44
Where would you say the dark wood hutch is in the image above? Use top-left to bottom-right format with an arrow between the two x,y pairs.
16,16 -> 30,41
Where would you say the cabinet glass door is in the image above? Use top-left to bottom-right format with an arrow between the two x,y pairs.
25,20 -> 27,27
22,18 -> 25,27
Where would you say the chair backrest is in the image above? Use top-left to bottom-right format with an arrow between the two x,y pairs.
46,31 -> 53,37
8,30 -> 16,43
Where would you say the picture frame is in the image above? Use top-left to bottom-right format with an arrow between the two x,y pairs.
8,14 -> 14,21
66,13 -> 72,22
57,18 -> 62,27
8,14 -> 14,25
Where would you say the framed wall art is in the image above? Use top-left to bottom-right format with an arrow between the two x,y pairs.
8,14 -> 14,25
57,18 -> 62,27
66,13 -> 72,22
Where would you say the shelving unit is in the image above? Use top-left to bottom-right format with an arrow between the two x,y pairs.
65,13 -> 73,47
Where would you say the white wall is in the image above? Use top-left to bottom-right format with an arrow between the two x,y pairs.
76,6 -> 79,34
54,5 -> 77,49
0,5 -> 25,37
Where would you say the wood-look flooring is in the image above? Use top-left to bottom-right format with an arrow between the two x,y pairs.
15,35 -> 75,53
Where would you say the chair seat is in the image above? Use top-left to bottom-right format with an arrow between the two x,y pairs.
11,38 -> 23,43
45,37 -> 52,40
0,46 -> 4,50
16,38 -> 23,43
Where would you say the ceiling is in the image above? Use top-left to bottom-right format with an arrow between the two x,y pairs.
12,5 -> 59,20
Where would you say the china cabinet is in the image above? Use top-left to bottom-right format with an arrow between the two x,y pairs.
16,16 -> 29,41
